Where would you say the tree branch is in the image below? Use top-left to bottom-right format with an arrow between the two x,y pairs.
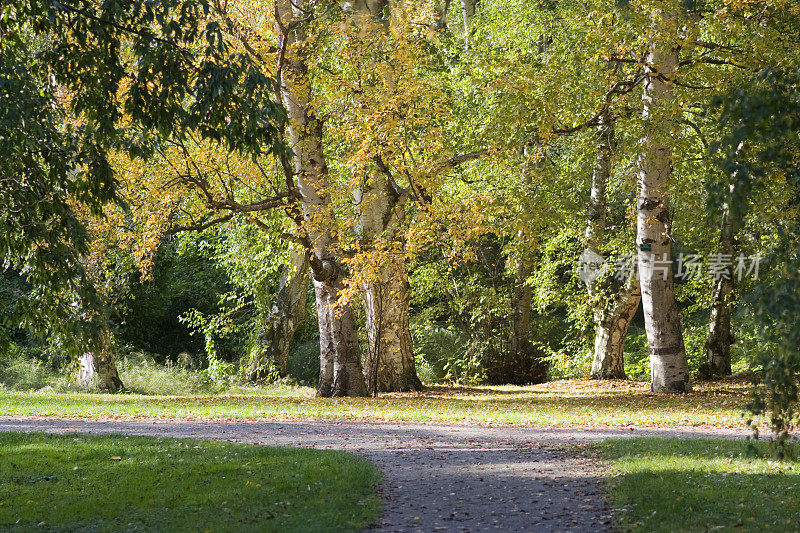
166,213 -> 234,235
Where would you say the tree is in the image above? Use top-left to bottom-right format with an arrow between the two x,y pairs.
711,66 -> 800,454
586,113 -> 641,379
1,0 -> 285,390
275,0 -> 369,396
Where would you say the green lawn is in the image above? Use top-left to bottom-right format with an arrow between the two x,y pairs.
0,379 -> 752,427
598,437 -> 800,532
0,432 -> 381,532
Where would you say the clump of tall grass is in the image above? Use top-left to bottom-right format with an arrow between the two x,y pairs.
117,352 -> 215,395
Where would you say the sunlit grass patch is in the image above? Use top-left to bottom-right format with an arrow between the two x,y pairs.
599,437 -> 800,532
0,432 -> 381,532
0,379 -> 752,427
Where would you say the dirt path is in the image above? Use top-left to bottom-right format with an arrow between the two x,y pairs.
0,417 -> 749,532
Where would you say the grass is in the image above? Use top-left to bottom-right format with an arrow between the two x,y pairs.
0,378 -> 754,428
0,432 -> 381,532
598,437 -> 800,532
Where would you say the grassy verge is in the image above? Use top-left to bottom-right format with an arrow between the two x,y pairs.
0,379 -> 751,427
0,432 -> 381,532
598,437 -> 800,532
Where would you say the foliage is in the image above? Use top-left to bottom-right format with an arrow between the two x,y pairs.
0,432 -> 381,532
0,0 -> 284,357
600,437 -> 800,532
710,67 -> 800,454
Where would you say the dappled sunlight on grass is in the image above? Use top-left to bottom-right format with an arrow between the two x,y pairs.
0,378 -> 753,427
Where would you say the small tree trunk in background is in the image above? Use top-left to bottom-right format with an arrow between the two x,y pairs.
460,0 -> 477,48
247,249 -> 309,381
704,184 -> 738,377
434,0 -> 451,30
706,274 -> 734,376
277,0 -> 368,397
508,254 -> 547,384
584,113 -> 641,379
496,144 -> 547,385
77,328 -> 123,392
636,16 -> 690,393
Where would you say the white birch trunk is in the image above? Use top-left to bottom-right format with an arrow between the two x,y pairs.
76,328 -> 123,392
460,0 -> 477,48
348,1 -> 422,393
355,169 -> 422,392
590,275 -> 640,379
636,17 -> 690,392
585,113 -> 641,379
277,0 -> 368,397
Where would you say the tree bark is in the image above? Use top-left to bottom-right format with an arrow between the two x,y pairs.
502,144 -> 548,384
507,253 -> 548,384
355,169 -> 422,392
314,271 -> 369,397
434,0 -> 451,30
704,184 -> 737,377
76,328 -> 123,392
362,264 -> 422,392
584,113 -> 641,379
247,249 -> 309,381
636,16 -> 691,393
460,0 -> 477,48
590,275 -> 640,379
347,1 -> 422,393
277,0 -> 368,397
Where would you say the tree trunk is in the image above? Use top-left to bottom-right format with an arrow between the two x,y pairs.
355,169 -> 422,392
501,144 -> 547,384
460,0 -> 477,48
76,328 -> 123,392
590,276 -> 640,379
247,249 -> 309,381
348,1 -> 422,393
363,265 -> 422,392
508,254 -> 547,384
636,17 -> 690,393
277,0 -> 368,397
315,271 -> 369,397
704,184 -> 737,377
434,0 -> 451,30
584,113 -> 641,379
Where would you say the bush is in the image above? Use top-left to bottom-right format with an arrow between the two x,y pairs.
412,324 -> 484,384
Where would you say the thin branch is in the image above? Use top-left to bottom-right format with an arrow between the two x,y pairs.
166,213 -> 234,235
447,149 -> 490,167
683,118 -> 709,149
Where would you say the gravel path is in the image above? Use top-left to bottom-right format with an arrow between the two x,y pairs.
0,417 -> 749,532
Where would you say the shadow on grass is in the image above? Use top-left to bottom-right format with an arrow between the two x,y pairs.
602,437 -> 800,533
0,431 -> 380,532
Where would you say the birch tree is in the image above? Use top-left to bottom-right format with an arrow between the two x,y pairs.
275,0 -> 369,396
635,7 -> 691,392
586,113 -> 641,379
